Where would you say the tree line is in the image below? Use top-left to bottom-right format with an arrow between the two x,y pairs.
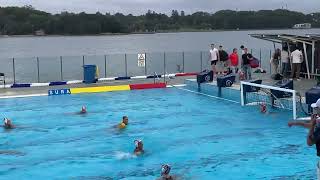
0,6 -> 319,35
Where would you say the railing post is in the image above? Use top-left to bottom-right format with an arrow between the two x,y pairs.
259,49 -> 262,68
200,51 -> 203,71
145,53 -> 147,75
60,56 -> 63,81
104,55 -> 107,78
269,50 -> 272,74
37,57 -> 40,83
125,53 -> 128,77
182,51 -> 185,73
240,82 -> 244,106
82,55 -> 85,79
293,90 -> 297,120
12,58 -> 16,84
164,52 -> 166,83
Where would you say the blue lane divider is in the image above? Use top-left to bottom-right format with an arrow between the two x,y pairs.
115,77 -> 131,81
49,81 -> 67,86
11,84 -> 31,88
147,75 -> 162,79
48,89 -> 71,96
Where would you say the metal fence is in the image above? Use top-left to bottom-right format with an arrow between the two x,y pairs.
0,49 -> 274,84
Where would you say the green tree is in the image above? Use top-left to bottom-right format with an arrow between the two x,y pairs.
0,6 -> 318,35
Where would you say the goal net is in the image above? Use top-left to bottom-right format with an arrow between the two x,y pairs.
240,80 -> 300,120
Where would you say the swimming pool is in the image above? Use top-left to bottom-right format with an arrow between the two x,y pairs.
0,87 -> 318,179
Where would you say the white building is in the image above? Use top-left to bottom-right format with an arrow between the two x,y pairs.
293,23 -> 312,29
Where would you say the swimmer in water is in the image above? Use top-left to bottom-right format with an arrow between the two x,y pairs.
133,139 -> 144,155
80,106 -> 87,114
157,164 -> 178,180
288,98 -> 320,165
260,103 -> 267,113
3,118 -> 14,129
118,116 -> 129,129
259,103 -> 278,115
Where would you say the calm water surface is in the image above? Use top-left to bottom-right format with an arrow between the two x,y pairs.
0,29 -> 319,58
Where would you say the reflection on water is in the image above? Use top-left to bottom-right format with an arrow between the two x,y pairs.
0,150 -> 25,156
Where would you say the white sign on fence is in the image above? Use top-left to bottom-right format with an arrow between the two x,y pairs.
138,53 -> 146,67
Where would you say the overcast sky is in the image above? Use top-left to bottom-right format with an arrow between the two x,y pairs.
0,0 -> 319,15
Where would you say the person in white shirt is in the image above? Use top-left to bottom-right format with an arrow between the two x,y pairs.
240,45 -> 245,55
209,44 -> 220,77
281,47 -> 290,77
290,47 -> 303,81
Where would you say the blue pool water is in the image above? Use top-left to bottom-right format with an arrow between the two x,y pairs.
0,87 -> 318,179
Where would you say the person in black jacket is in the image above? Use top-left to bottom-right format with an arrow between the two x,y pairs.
241,48 -> 253,80
218,46 -> 229,74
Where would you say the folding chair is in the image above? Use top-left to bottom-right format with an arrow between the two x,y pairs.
0,73 -> 5,88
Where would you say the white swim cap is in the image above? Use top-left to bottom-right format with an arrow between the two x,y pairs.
134,139 -> 142,147
3,118 -> 8,124
161,164 -> 171,175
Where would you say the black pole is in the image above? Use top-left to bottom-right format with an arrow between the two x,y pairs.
60,56 -> 63,81
104,55 -> 107,78
182,51 -> 185,73
13,58 -> 16,84
200,51 -> 203,71
269,50 -> 272,74
125,54 -> 128,77
259,49 -> 262,68
37,57 -> 40,83
82,55 -> 85,79
145,53 -> 147,75
164,52 -> 166,83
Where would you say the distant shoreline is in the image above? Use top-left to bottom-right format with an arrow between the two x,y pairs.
0,28 -> 318,38
0,32 -> 152,38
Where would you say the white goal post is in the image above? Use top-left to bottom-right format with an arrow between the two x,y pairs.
240,81 -> 297,120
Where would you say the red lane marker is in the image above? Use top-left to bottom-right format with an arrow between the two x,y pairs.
130,83 -> 167,90
175,72 -> 198,77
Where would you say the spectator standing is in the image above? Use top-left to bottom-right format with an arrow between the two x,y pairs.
242,48 -> 253,80
229,48 -> 239,75
281,47 -> 290,77
218,45 -> 229,74
290,47 -> 303,81
209,44 -> 220,77
270,48 -> 281,75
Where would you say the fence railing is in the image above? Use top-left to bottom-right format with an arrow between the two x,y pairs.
0,49 -> 274,84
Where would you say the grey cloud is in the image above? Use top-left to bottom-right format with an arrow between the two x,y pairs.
0,0 -> 319,15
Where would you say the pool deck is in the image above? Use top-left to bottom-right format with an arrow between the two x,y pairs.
0,73 -> 317,98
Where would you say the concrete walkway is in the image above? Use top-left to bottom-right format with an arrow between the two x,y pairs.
252,73 -> 317,96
